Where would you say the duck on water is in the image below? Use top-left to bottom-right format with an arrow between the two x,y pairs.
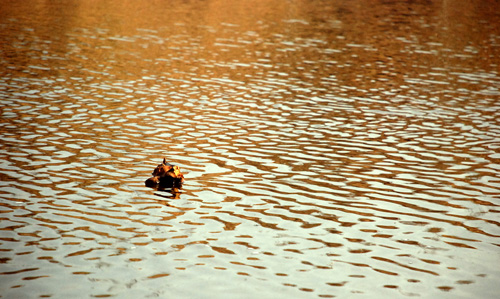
145,158 -> 185,189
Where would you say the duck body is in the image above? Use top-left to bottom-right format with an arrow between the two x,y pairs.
145,158 -> 185,188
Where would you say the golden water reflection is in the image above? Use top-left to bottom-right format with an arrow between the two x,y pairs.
1,0 -> 499,298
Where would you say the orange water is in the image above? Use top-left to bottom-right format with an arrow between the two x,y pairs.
1,0 -> 499,297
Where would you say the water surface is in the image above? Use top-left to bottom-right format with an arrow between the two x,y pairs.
1,0 -> 500,298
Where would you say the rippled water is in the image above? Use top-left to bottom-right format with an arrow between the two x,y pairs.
1,0 -> 500,298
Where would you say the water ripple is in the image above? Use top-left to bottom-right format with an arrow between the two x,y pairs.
1,0 -> 500,298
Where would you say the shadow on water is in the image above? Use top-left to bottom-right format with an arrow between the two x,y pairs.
153,189 -> 182,201
0,0 -> 500,298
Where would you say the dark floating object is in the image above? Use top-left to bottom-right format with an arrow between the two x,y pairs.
145,158 -> 185,189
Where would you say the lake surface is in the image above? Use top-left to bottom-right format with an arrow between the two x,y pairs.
1,0 -> 499,298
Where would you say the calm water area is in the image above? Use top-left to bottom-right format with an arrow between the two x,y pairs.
1,0 -> 500,298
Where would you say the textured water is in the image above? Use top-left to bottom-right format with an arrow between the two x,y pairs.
1,0 -> 500,298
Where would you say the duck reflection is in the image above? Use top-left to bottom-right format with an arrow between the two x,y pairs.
153,188 -> 182,201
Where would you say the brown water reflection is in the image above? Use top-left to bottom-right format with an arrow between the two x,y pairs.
1,0 -> 500,298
